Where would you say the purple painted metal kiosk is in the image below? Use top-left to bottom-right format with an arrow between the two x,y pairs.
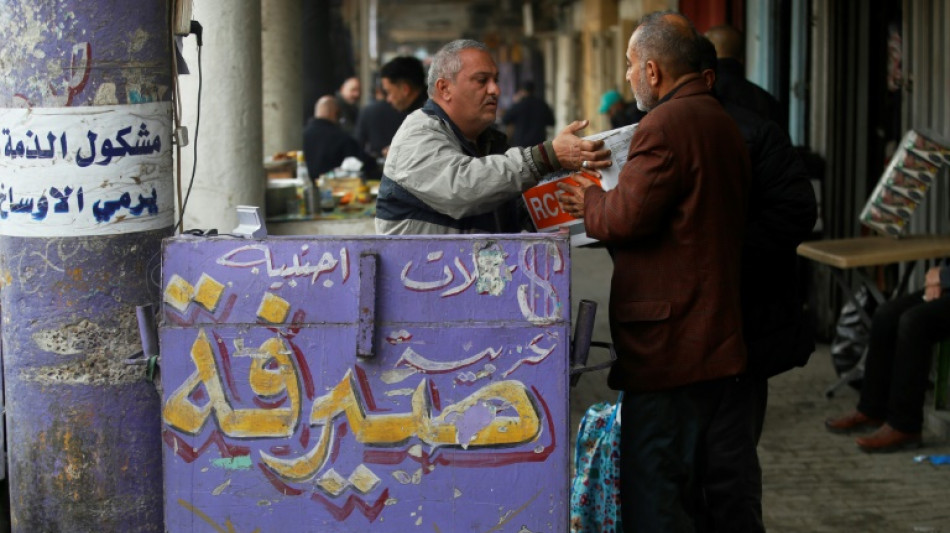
160,234 -> 570,532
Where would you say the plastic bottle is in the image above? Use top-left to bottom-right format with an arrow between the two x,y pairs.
296,151 -> 317,216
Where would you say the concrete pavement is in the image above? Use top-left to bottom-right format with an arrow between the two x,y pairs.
759,348 -> 950,533
569,246 -> 950,533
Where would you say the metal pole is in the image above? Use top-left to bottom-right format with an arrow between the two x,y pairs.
0,1 -> 172,530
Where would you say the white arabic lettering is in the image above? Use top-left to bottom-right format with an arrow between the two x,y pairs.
217,244 -> 345,285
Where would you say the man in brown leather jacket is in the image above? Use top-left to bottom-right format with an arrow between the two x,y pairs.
559,11 -> 753,531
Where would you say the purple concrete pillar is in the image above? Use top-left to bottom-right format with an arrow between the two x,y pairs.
0,1 -> 173,531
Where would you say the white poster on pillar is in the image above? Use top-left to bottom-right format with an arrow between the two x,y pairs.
0,101 -> 173,237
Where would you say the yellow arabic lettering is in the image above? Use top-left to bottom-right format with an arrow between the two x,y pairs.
163,329 -> 301,438
260,370 -> 540,481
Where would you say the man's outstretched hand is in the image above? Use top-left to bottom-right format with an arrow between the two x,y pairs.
552,120 -> 612,171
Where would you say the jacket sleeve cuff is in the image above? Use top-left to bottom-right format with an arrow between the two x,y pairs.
530,141 -> 561,176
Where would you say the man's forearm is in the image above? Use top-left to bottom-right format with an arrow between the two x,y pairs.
528,142 -> 561,177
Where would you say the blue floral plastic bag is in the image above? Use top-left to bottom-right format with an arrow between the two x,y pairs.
570,393 -> 622,533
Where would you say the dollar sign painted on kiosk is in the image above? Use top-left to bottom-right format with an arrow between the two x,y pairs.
518,242 -> 563,324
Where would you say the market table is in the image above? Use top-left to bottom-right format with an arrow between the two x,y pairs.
266,214 -> 376,236
797,234 -> 950,397
266,202 -> 376,236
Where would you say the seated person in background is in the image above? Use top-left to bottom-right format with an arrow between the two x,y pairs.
502,80 -> 555,147
825,262 -> 950,452
334,76 -> 362,136
303,96 -> 378,180
599,89 -> 646,129
375,39 -> 611,235
354,78 -> 403,160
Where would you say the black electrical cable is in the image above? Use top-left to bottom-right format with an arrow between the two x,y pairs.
189,20 -> 203,47
177,22 -> 203,231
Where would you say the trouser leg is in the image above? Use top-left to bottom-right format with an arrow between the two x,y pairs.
619,378 -> 730,533
885,294 -> 950,433
857,292 -> 924,419
700,375 -> 765,533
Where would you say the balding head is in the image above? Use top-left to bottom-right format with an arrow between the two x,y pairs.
630,11 -> 701,79
705,25 -> 744,61
315,96 -> 339,122
626,11 -> 701,112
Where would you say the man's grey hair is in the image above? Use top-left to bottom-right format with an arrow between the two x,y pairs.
427,39 -> 490,97
632,11 -> 701,79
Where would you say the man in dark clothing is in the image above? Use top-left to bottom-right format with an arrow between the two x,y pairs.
698,35 -> 817,430
502,80 -> 555,146
380,56 -> 427,117
334,77 -> 362,136
303,96 -> 378,180
359,56 -> 428,159
354,82 -> 403,160
706,25 -> 787,131
696,35 -> 817,533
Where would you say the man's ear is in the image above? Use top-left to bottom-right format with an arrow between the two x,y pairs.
645,60 -> 661,88
702,69 -> 716,90
435,78 -> 451,100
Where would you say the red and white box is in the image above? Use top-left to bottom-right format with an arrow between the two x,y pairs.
522,123 -> 637,246
523,172 -> 602,245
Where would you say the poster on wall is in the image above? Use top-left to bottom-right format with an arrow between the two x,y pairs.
0,101 -> 173,237
859,129 -> 950,237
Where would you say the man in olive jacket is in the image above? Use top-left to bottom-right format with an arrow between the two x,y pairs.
559,12 -> 753,531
